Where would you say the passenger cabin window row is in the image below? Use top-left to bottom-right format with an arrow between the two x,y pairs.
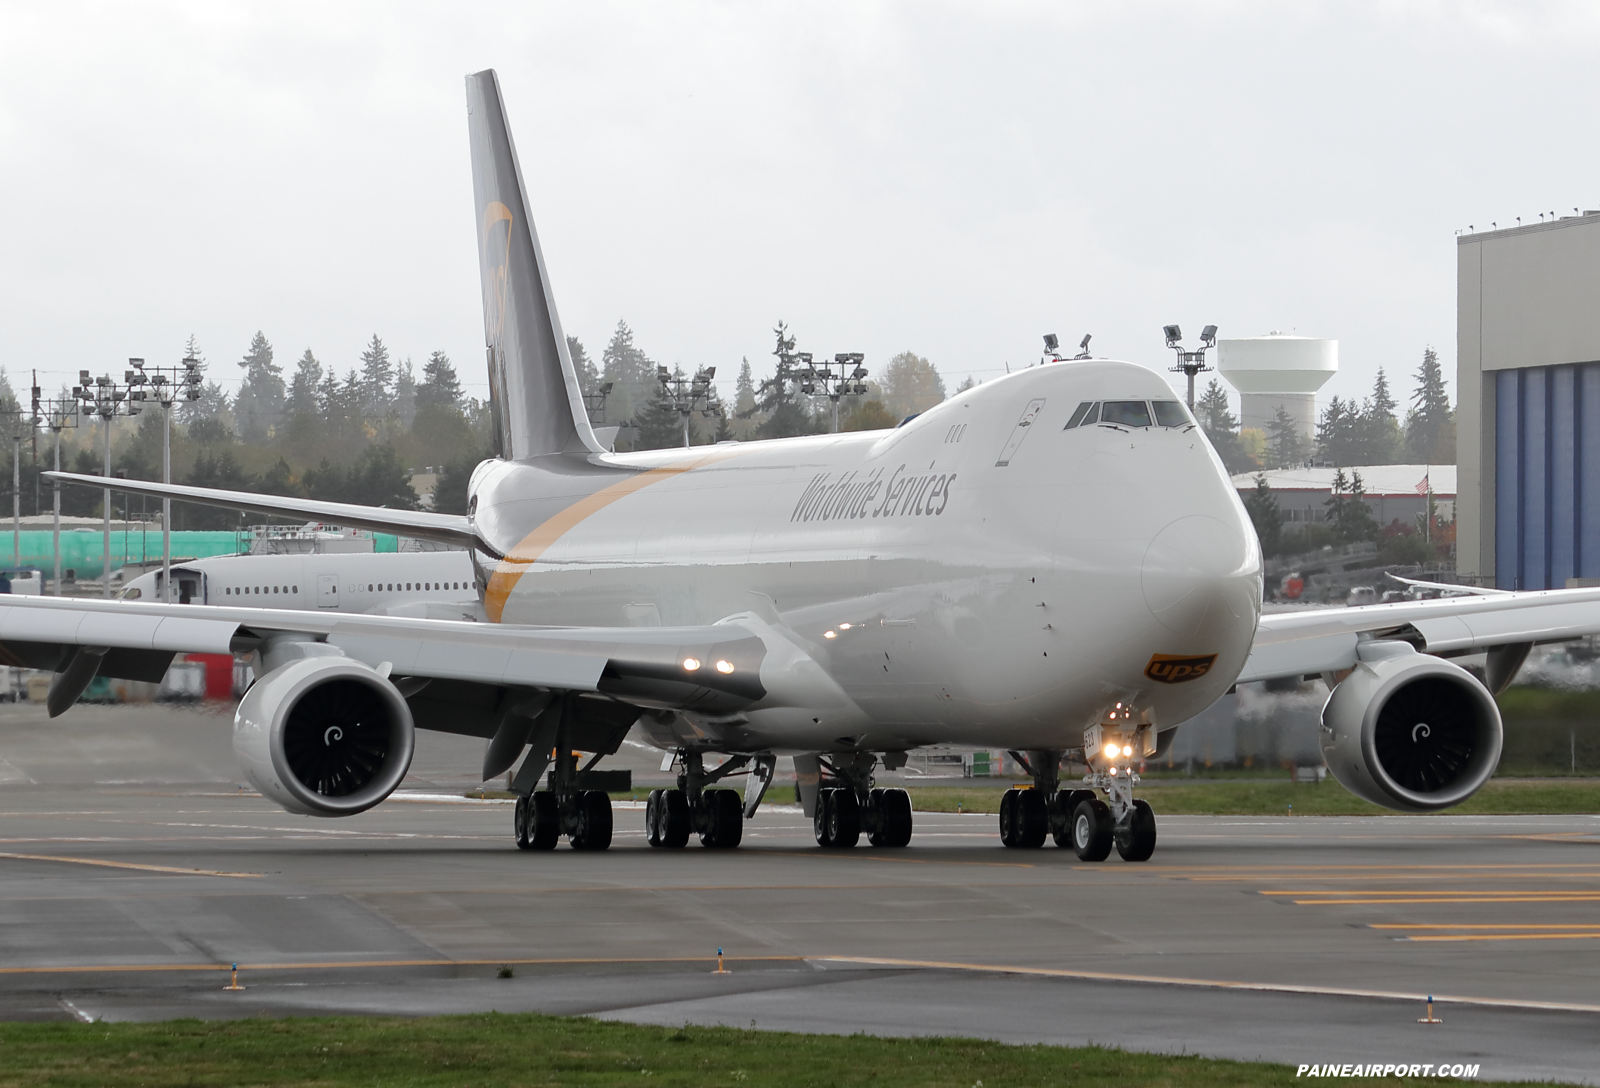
224,586 -> 298,595
361,582 -> 465,592
1063,399 -> 1192,430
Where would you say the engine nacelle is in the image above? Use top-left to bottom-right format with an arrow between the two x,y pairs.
234,656 -> 415,817
1321,643 -> 1502,812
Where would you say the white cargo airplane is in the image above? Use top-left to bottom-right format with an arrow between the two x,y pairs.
15,70 -> 1600,861
119,550 -> 479,620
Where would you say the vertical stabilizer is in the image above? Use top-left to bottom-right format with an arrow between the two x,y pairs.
465,70 -> 602,460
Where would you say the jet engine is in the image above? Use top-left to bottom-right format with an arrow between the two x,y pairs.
234,656 -> 415,817
1320,643 -> 1502,812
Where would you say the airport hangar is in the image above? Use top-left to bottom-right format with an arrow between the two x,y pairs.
1457,209 -> 1600,589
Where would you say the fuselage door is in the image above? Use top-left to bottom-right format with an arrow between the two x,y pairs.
316,574 -> 339,609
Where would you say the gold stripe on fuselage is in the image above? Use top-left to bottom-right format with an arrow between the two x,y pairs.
483,450 -> 733,622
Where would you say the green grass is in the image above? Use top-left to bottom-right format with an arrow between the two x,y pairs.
904,778 -> 1600,816
0,1012 -> 1504,1087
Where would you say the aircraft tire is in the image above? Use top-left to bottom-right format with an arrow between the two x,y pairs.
1051,790 -> 1092,847
514,794 -> 532,850
827,788 -> 861,848
999,789 -> 1018,847
528,790 -> 560,851
645,789 -> 664,847
814,789 -> 835,847
570,789 -> 613,851
1070,797 -> 1113,862
700,788 -> 743,849
661,788 -> 691,848
1114,799 -> 1157,862
870,787 -> 912,848
1015,788 -> 1047,849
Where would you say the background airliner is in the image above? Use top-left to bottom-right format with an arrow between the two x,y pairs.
13,69 -> 1600,863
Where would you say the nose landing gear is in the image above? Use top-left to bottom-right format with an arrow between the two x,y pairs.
999,732 -> 1159,861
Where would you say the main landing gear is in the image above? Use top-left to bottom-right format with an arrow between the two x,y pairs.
513,740 -> 614,852
814,752 -> 913,849
1000,732 -> 1158,862
646,750 -> 776,849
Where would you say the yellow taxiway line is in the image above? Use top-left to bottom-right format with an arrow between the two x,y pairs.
0,852 -> 261,879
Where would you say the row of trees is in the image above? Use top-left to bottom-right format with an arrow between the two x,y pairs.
7,321 -> 955,523
1196,348 -> 1457,475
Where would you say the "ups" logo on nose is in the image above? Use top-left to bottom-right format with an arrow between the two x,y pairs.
1145,653 -> 1218,684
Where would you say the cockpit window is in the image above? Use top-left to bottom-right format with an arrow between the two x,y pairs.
1101,400 -> 1153,428
1063,401 -> 1098,429
119,586 -> 141,600
1151,400 -> 1191,428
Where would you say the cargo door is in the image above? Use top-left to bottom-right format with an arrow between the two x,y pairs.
316,573 -> 339,609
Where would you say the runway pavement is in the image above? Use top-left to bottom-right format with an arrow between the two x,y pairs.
0,701 -> 1597,1083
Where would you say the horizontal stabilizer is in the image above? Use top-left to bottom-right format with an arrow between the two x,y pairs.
44,472 -> 484,553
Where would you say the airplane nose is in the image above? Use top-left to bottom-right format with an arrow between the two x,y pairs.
1141,514 -> 1258,638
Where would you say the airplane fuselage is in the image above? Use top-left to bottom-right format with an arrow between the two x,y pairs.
470,360 -> 1263,754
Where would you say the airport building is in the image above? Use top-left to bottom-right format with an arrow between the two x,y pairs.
1457,211 -> 1600,588
1231,465 -> 1454,529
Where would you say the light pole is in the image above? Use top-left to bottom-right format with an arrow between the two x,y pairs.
654,366 -> 721,448
76,369 -> 141,597
31,390 -> 80,595
789,353 -> 868,433
0,407 -> 33,572
1163,324 -> 1218,409
127,356 -> 203,602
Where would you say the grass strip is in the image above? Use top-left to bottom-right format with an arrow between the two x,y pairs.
903,778 -> 1600,816
0,1011 -> 1507,1087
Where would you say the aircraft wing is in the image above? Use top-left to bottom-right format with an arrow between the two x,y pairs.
1238,586 -> 1600,684
0,594 -> 771,719
43,471 -> 482,553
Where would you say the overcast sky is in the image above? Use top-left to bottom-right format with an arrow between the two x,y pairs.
3,1 -> 1597,418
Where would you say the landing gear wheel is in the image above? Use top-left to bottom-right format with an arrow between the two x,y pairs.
1070,797 -> 1113,862
699,788 -> 744,849
645,788 -> 665,847
867,788 -> 912,848
1000,788 -> 1046,848
660,788 -> 690,848
514,793 -> 532,850
527,791 -> 560,851
814,789 -> 835,847
1050,790 -> 1091,848
570,789 -> 613,851
1114,799 -> 1157,862
818,788 -> 861,848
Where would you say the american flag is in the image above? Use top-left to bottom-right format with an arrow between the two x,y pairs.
1414,468 -> 1430,496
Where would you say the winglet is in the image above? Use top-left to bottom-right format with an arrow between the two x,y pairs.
465,69 -> 604,461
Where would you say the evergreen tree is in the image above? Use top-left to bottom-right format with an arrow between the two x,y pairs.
601,320 -> 655,425
956,375 -> 977,393
394,357 -> 417,428
1266,406 -> 1306,467
735,357 -> 756,417
359,335 -> 393,419
842,399 -> 898,431
177,335 -> 221,426
879,351 -> 947,419
1325,468 -> 1379,544
1243,474 -> 1283,558
1316,396 -> 1357,465
568,336 -> 600,397
233,331 -> 283,441
416,350 -> 463,411
286,349 -> 323,420
1405,347 -> 1455,463
1360,367 -> 1401,464
1194,378 -> 1258,474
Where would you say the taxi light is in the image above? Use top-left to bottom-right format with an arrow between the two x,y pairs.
682,658 -> 701,671
823,630 -> 837,639
715,660 -> 734,674
1103,742 -> 1120,759
1122,744 -> 1133,758
1109,767 -> 1118,776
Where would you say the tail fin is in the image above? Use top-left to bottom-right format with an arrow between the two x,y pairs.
465,70 -> 602,460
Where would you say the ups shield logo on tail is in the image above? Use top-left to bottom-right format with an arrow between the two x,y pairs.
1145,653 -> 1218,684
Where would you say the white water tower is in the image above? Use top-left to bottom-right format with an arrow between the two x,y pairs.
1216,333 -> 1337,440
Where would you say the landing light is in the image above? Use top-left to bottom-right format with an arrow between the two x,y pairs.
839,623 -> 852,630
1109,767 -> 1118,776
1103,742 -> 1120,759
715,660 -> 734,674
682,658 -> 702,671
823,630 -> 837,639
1122,744 -> 1134,758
